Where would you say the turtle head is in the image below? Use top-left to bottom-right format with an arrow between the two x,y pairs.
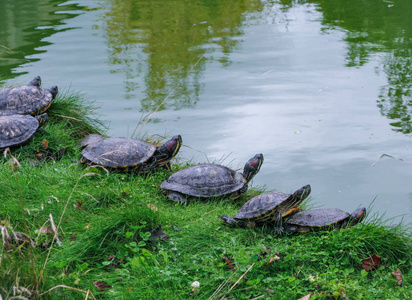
29,76 -> 41,87
283,184 -> 311,215
152,135 -> 182,167
293,184 -> 311,204
36,113 -> 48,126
49,86 -> 59,99
243,153 -> 264,183
348,207 -> 366,226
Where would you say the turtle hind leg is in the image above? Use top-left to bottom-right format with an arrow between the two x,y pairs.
168,192 -> 187,204
219,215 -> 239,226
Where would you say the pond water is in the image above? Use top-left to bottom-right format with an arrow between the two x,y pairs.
1,0 -> 411,225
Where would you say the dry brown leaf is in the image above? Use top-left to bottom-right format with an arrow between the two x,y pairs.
268,254 -> 281,264
93,281 -> 111,291
361,254 -> 381,271
222,256 -> 235,270
107,254 -> 115,262
147,203 -> 158,211
41,139 -> 49,149
106,255 -> 124,269
391,269 -> 403,286
36,153 -> 46,160
75,201 -> 83,210
298,293 -> 312,300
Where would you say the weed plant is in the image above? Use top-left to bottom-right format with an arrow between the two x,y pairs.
0,91 -> 411,299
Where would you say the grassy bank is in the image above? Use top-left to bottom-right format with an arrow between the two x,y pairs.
0,91 -> 411,299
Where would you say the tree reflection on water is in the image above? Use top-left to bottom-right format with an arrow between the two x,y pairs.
0,0 -> 84,81
100,0 -> 412,133
303,0 -> 412,134
99,0 -> 264,111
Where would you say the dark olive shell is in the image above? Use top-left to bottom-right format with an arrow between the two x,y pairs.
160,164 -> 246,197
80,134 -> 105,148
0,114 -> 40,148
285,208 -> 350,227
81,137 -> 157,168
0,86 -> 53,116
233,192 -> 295,222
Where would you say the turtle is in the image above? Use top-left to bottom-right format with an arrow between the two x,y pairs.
81,134 -> 182,173
0,113 -> 48,148
79,134 -> 105,148
283,207 -> 366,233
219,184 -> 311,235
160,153 -> 264,203
0,76 -> 58,116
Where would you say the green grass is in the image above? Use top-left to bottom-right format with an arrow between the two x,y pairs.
0,91 -> 411,299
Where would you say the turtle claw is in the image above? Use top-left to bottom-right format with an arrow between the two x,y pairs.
273,226 -> 284,236
162,162 -> 173,173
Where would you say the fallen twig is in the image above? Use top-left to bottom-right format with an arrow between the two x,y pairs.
220,263 -> 255,300
39,285 -> 96,299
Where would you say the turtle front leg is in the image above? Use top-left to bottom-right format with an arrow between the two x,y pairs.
218,215 -> 239,226
272,211 -> 284,236
148,157 -> 158,170
168,191 -> 187,204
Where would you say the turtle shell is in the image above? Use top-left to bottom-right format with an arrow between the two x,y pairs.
234,192 -> 297,222
81,137 -> 157,169
285,208 -> 350,228
80,134 -> 105,148
0,114 -> 40,148
160,164 -> 246,198
0,85 -> 54,116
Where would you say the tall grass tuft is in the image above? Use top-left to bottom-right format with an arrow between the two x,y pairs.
0,89 -> 106,298
47,89 -> 106,138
